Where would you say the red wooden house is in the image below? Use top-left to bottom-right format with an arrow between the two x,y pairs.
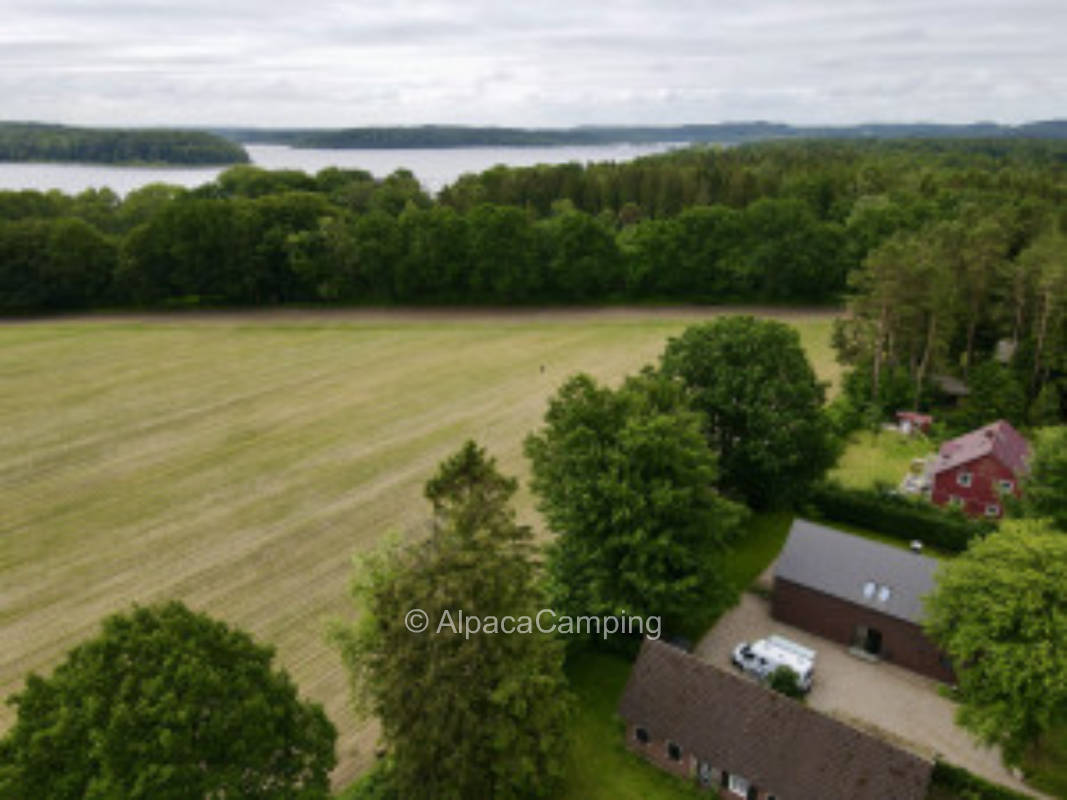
930,420 -> 1029,519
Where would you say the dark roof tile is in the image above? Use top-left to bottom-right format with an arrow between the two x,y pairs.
619,639 -> 932,800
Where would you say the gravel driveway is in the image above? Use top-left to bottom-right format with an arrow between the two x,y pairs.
695,590 -> 1041,797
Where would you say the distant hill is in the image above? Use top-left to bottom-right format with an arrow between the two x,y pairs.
212,120 -> 1067,149
0,123 -> 250,165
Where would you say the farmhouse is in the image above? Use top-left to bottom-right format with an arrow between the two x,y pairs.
929,419 -> 1029,519
618,638 -> 933,800
771,519 -> 954,683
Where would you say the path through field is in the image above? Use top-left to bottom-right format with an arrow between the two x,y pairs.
0,308 -> 838,787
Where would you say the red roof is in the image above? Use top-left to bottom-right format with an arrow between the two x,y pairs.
933,420 -> 1029,476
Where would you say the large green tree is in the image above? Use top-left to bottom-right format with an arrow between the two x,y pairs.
332,442 -> 571,800
924,519 -> 1067,763
1019,426 -> 1067,531
525,370 -> 745,630
660,316 -> 838,508
0,602 -> 336,800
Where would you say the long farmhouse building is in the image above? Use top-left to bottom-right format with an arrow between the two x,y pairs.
619,638 -> 933,800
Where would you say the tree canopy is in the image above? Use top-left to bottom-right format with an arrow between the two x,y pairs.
1018,426 -> 1067,531
0,601 -> 336,800
332,441 -> 571,800
525,370 -> 745,632
660,316 -> 839,508
924,519 -> 1067,763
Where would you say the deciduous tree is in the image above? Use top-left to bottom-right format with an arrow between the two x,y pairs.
660,316 -> 838,508
924,519 -> 1067,763
0,602 -> 336,800
525,371 -> 745,629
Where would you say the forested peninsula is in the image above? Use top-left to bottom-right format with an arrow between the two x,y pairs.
0,123 -> 249,165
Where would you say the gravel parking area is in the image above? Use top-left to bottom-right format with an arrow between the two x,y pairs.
695,590 -> 1040,797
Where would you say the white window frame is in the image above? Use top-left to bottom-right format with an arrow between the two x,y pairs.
728,773 -> 750,797
956,471 -> 973,488
862,580 -> 876,600
998,479 -> 1014,493
985,503 -> 1001,517
878,585 -> 892,603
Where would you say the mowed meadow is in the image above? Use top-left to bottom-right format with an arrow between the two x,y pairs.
0,308 -> 838,786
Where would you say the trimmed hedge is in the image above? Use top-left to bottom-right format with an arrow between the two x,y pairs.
807,482 -> 995,553
931,761 -> 1037,800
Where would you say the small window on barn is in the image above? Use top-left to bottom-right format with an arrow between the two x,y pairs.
634,727 -> 649,744
998,479 -> 1014,493
985,503 -> 1001,517
957,471 -> 972,488
666,741 -> 682,761
863,581 -> 876,599
949,495 -> 965,509
878,585 -> 892,603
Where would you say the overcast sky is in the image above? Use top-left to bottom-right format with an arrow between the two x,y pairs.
3,0 -> 1065,128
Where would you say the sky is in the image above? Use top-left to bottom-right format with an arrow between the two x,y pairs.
2,0 -> 1066,128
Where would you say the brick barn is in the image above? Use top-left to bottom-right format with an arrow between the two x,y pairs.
618,638 -> 933,800
930,419 -> 1029,519
771,519 -> 954,683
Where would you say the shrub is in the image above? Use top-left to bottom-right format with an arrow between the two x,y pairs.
807,482 -> 994,553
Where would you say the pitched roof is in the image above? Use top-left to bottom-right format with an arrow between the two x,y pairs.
774,519 -> 940,624
619,639 -> 932,800
933,419 -> 1030,476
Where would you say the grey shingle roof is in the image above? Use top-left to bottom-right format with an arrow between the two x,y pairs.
774,519 -> 941,624
618,639 -> 933,800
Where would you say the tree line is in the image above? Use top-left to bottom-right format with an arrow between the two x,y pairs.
218,120 -> 1067,149
0,122 -> 249,165
2,138 -> 1066,316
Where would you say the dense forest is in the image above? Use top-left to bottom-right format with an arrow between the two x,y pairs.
216,120 -> 1067,149
1,140 -> 1065,343
0,123 -> 249,165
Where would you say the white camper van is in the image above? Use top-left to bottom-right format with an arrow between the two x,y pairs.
731,634 -> 815,692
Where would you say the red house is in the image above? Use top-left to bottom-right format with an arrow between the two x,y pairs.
930,420 -> 1029,519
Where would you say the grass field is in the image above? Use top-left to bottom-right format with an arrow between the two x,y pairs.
827,429 -> 935,490
0,307 -> 839,786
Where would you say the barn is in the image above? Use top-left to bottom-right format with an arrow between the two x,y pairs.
930,419 -> 1029,519
771,519 -> 954,683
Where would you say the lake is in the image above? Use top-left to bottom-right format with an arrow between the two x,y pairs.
0,142 -> 684,197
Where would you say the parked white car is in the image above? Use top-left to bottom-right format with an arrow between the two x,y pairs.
731,635 -> 815,693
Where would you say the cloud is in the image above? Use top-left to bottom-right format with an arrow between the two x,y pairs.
1,0 -> 1065,126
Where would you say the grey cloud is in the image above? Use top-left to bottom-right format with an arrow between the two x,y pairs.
1,0 -> 1065,126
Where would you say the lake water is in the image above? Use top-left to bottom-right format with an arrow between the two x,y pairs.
0,142 -> 683,197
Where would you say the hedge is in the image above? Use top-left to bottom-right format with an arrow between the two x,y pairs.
931,761 -> 1037,800
807,482 -> 995,553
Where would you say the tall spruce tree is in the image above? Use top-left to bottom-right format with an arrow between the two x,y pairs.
332,442 -> 571,800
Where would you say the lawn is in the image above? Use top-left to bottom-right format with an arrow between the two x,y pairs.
0,307 -> 839,787
560,651 -> 704,800
828,429 -> 935,491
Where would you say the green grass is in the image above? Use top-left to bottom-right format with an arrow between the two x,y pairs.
1024,723 -> 1067,798
0,308 -> 839,787
560,651 -> 704,800
724,512 -> 794,591
828,430 -> 935,490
